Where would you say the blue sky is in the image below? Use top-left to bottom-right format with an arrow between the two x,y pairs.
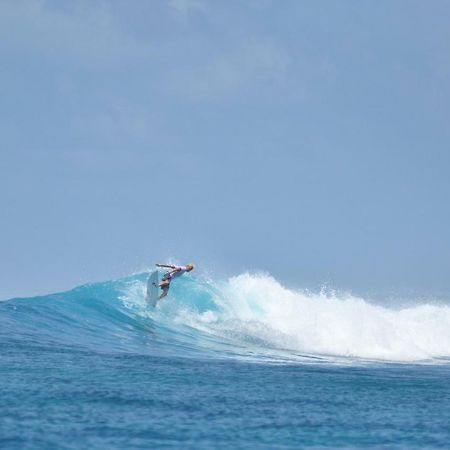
1,0 -> 450,299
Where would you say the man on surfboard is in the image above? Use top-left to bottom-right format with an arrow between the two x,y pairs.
156,263 -> 194,299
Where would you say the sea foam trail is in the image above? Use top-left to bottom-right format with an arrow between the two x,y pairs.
124,273 -> 450,362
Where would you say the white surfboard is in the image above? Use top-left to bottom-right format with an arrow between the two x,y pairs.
146,270 -> 160,307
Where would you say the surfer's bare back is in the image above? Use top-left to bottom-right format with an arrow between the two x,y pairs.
156,263 -> 194,299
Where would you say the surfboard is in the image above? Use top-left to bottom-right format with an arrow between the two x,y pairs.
146,270 -> 160,307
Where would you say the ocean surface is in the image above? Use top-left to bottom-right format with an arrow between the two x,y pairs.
2,272 -> 450,449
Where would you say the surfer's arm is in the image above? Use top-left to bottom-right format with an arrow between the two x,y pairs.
167,267 -> 182,276
156,263 -> 176,269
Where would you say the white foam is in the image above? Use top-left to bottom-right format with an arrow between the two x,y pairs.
121,272 -> 450,362
183,273 -> 450,361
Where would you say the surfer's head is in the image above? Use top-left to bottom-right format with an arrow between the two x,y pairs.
186,264 -> 194,271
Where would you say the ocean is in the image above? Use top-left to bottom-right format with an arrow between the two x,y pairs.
1,272 -> 450,449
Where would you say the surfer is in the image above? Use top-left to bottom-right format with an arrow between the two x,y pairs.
156,263 -> 194,299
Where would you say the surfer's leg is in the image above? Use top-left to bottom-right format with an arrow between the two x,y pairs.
158,285 -> 170,300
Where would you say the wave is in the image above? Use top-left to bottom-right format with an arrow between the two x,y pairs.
2,272 -> 450,363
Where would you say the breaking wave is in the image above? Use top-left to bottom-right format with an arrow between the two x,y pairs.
2,272 -> 450,363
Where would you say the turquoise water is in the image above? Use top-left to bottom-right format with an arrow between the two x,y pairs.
2,273 -> 450,449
